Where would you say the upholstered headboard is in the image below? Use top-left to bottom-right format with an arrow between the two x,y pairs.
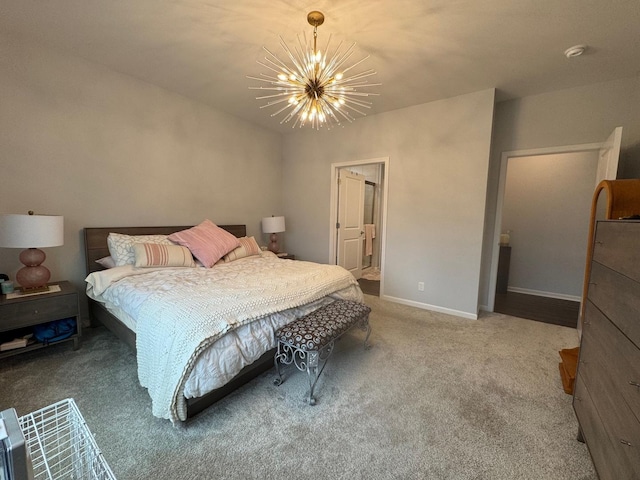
83,225 -> 247,275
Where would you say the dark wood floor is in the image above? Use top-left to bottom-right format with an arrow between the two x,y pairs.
494,291 -> 579,328
356,280 -> 578,327
358,278 -> 380,296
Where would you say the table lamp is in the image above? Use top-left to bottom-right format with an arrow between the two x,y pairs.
261,216 -> 285,254
0,211 -> 64,292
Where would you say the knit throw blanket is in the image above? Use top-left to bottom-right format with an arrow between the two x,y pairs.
128,255 -> 358,423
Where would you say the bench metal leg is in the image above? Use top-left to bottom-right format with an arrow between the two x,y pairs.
274,308 -> 372,405
274,340 -> 335,405
360,315 -> 372,350
273,342 -> 289,386
305,342 -> 335,405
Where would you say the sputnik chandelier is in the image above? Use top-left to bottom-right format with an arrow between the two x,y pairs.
248,11 -> 380,129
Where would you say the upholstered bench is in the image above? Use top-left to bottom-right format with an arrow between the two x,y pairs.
273,299 -> 372,405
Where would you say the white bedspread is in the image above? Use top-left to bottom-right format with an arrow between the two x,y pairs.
86,252 -> 362,422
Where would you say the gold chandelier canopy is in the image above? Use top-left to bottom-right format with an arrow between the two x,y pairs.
248,11 -> 380,129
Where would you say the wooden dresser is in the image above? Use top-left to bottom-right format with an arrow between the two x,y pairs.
573,220 -> 640,479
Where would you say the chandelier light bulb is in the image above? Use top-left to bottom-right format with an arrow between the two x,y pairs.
247,10 -> 380,130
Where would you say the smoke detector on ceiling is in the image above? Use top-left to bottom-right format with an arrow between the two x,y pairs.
564,45 -> 587,58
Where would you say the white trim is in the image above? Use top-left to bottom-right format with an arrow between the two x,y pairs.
487,141 -> 606,312
506,287 -> 581,302
501,142 -> 603,158
329,157 -> 389,297
381,294 -> 479,320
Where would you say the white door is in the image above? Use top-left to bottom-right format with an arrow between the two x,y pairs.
337,170 -> 365,279
595,126 -> 622,185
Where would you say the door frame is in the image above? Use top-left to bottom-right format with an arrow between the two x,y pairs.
487,142 -> 602,312
329,157 -> 389,294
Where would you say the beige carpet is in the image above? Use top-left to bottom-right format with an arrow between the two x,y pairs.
0,295 -> 595,480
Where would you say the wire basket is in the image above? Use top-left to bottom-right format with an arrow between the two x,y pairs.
18,399 -> 116,480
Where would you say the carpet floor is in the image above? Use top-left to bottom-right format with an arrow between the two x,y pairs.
0,295 -> 596,480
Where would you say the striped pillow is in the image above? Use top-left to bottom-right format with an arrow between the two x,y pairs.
219,236 -> 261,263
107,233 -> 173,266
133,243 -> 195,268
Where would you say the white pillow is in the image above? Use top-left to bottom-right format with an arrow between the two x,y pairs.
107,233 -> 173,266
95,255 -> 116,269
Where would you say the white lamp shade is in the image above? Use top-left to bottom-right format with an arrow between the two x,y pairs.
261,216 -> 285,234
0,214 -> 64,248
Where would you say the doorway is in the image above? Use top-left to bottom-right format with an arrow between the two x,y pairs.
488,128 -> 622,325
329,157 -> 389,297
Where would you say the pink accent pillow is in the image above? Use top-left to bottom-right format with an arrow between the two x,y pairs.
168,220 -> 240,268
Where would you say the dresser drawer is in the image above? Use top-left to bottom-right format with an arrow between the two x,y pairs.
588,262 -> 640,348
578,317 -> 640,477
573,374 -> 632,480
582,302 -> 640,425
585,302 -> 640,417
592,221 -> 640,284
581,368 -> 640,478
0,294 -> 78,331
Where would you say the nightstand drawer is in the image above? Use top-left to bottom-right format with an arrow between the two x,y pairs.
1,294 -> 78,331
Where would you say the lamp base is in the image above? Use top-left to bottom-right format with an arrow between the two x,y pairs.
268,233 -> 280,254
16,248 -> 51,289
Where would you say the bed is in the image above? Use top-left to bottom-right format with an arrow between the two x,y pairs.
83,224 -> 363,423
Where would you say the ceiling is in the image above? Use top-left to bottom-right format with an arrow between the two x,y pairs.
3,0 -> 640,133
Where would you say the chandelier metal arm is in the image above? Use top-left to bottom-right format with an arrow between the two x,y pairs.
280,36 -> 307,76
262,45 -> 291,73
336,54 -> 370,77
321,42 -> 356,76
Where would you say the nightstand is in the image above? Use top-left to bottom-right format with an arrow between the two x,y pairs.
0,281 -> 81,359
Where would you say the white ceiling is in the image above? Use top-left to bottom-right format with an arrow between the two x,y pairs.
3,0 -> 640,133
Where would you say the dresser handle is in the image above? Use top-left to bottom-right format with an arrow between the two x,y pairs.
630,380 -> 640,389
33,309 -> 39,314
595,241 -> 603,245
588,282 -> 597,286
620,439 -> 632,447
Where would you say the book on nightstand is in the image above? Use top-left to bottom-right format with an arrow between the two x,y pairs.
0,335 -> 34,352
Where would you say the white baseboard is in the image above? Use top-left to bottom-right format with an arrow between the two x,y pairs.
381,294 -> 478,320
506,286 -> 581,303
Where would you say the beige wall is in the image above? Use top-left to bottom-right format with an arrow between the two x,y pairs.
0,37 -> 283,319
282,89 -> 496,318
480,75 -> 640,309
501,152 -> 598,298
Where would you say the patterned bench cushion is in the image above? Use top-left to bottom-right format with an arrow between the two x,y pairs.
276,300 -> 371,351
